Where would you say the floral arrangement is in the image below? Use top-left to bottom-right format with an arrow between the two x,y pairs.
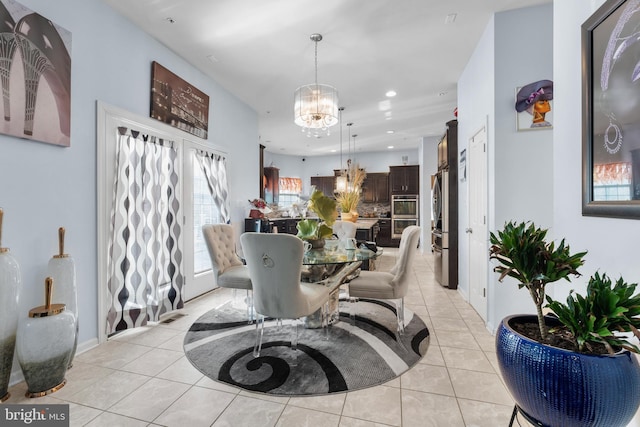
248,198 -> 267,209
336,161 -> 366,214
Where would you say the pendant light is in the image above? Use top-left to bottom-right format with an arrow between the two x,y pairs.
335,107 -> 347,192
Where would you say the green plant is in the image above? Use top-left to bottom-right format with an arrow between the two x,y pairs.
489,221 -> 587,340
296,188 -> 338,240
335,162 -> 366,213
546,272 -> 640,354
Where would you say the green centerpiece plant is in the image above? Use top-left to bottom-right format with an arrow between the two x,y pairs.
296,188 -> 338,244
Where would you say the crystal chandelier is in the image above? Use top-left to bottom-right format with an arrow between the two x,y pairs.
294,33 -> 339,138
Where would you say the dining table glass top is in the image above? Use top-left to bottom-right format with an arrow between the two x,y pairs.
302,246 -> 382,266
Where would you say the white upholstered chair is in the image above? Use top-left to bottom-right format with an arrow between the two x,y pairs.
240,232 -> 331,358
332,220 -> 357,240
347,225 -> 421,334
202,224 -> 253,321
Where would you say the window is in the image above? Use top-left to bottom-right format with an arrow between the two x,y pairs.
593,162 -> 632,202
193,161 -> 221,274
278,177 -> 302,208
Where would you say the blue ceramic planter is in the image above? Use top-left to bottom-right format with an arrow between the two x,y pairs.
497,314 -> 640,427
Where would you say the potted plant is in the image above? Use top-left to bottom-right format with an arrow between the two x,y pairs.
296,188 -> 338,248
335,161 -> 366,222
490,221 -> 640,427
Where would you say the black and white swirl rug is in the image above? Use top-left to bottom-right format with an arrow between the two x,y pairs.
184,299 -> 430,396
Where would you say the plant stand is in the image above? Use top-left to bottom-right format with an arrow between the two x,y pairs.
509,405 -> 545,427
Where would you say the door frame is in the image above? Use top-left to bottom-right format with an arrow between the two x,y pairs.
468,125 -> 489,321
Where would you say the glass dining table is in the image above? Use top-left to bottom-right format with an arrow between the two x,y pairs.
301,244 -> 383,327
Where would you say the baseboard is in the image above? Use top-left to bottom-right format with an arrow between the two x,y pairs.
8,337 -> 100,388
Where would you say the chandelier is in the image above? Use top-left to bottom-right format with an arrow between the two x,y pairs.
294,33 -> 339,138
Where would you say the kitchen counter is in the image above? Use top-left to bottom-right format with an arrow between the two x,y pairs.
355,219 -> 379,230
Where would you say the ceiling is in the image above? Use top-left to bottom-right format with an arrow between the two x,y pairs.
104,0 -> 551,157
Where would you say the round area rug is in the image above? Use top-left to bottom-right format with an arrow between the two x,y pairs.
184,299 -> 430,396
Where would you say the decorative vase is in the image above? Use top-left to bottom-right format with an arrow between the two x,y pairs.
496,314 -> 640,427
342,211 -> 359,222
0,209 -> 21,402
47,227 -> 77,368
308,238 -> 325,249
17,277 -> 75,398
249,209 -> 264,219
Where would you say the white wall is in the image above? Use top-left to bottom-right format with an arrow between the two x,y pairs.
0,0 -> 257,380
552,0 -> 640,301
458,4 -> 554,331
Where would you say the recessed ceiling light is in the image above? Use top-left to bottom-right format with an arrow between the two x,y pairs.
385,90 -> 397,98
445,13 -> 457,24
387,130 -> 395,134
207,54 -> 219,63
330,149 -> 337,153
438,91 -> 448,97
387,145 -> 394,149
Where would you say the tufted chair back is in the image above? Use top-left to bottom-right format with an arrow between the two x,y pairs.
333,220 -> 357,240
202,224 -> 243,278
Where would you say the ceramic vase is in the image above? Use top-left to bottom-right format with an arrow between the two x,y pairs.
17,277 -> 75,398
47,227 -> 77,368
0,209 -> 21,402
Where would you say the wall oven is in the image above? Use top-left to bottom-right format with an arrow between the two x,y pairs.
391,194 -> 419,238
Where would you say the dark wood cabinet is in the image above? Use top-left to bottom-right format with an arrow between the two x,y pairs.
389,165 -> 419,194
375,219 -> 393,247
310,176 -> 335,198
263,167 -> 279,204
362,173 -> 389,203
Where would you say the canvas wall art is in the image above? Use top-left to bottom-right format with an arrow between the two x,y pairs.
150,61 -> 209,139
0,0 -> 71,147
515,80 -> 554,131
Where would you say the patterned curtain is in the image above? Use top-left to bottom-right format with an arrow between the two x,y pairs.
195,150 -> 231,223
106,127 -> 184,335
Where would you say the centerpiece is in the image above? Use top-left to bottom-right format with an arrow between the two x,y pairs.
248,198 -> 270,219
296,188 -> 338,249
335,161 -> 366,222
489,220 -> 640,426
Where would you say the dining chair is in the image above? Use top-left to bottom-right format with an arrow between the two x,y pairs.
240,232 -> 331,358
332,220 -> 357,240
202,224 -> 253,322
347,225 -> 421,334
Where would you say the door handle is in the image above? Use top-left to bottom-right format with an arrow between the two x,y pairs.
465,228 -> 473,233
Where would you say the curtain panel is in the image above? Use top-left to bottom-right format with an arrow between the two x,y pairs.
195,150 -> 231,223
106,127 -> 184,335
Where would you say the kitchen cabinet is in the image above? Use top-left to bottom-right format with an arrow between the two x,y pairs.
362,173 -> 389,203
263,166 -> 279,204
389,165 -> 419,194
375,219 -> 393,247
310,176 -> 335,198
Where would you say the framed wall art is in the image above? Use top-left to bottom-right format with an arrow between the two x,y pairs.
515,80 -> 553,131
150,61 -> 209,139
582,0 -> 640,219
0,0 -> 71,147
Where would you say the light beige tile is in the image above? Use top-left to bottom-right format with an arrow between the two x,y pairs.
120,347 -> 183,376
401,389 -> 465,427
426,304 -> 462,319
448,368 -> 514,406
430,316 -> 469,333
157,330 -> 188,351
65,370 -> 150,410
154,385 -> 235,427
84,411 -> 148,427
473,333 -> 496,352
108,377 -> 190,421
338,417 -> 389,427
288,393 -> 346,415
420,344 -> 445,366
276,405 -> 340,427
196,376 -> 242,394
156,355 -> 204,384
342,385 -> 401,426
52,362 -> 114,400
68,403 -> 103,426
400,364 -> 454,396
239,390 -> 290,404
74,340 -> 151,369
435,330 -> 481,350
457,398 -> 516,427
441,347 -> 494,373
113,325 -> 182,347
211,395 -> 285,427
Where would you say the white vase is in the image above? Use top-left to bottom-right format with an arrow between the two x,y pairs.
48,227 -> 77,368
16,278 -> 74,397
0,209 -> 21,402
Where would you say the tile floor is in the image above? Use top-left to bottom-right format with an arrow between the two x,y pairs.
5,248 -> 541,426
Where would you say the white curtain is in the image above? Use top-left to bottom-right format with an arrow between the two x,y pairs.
106,127 -> 184,335
195,150 -> 231,223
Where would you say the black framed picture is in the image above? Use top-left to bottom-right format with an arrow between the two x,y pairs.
150,61 -> 209,139
582,0 -> 640,219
